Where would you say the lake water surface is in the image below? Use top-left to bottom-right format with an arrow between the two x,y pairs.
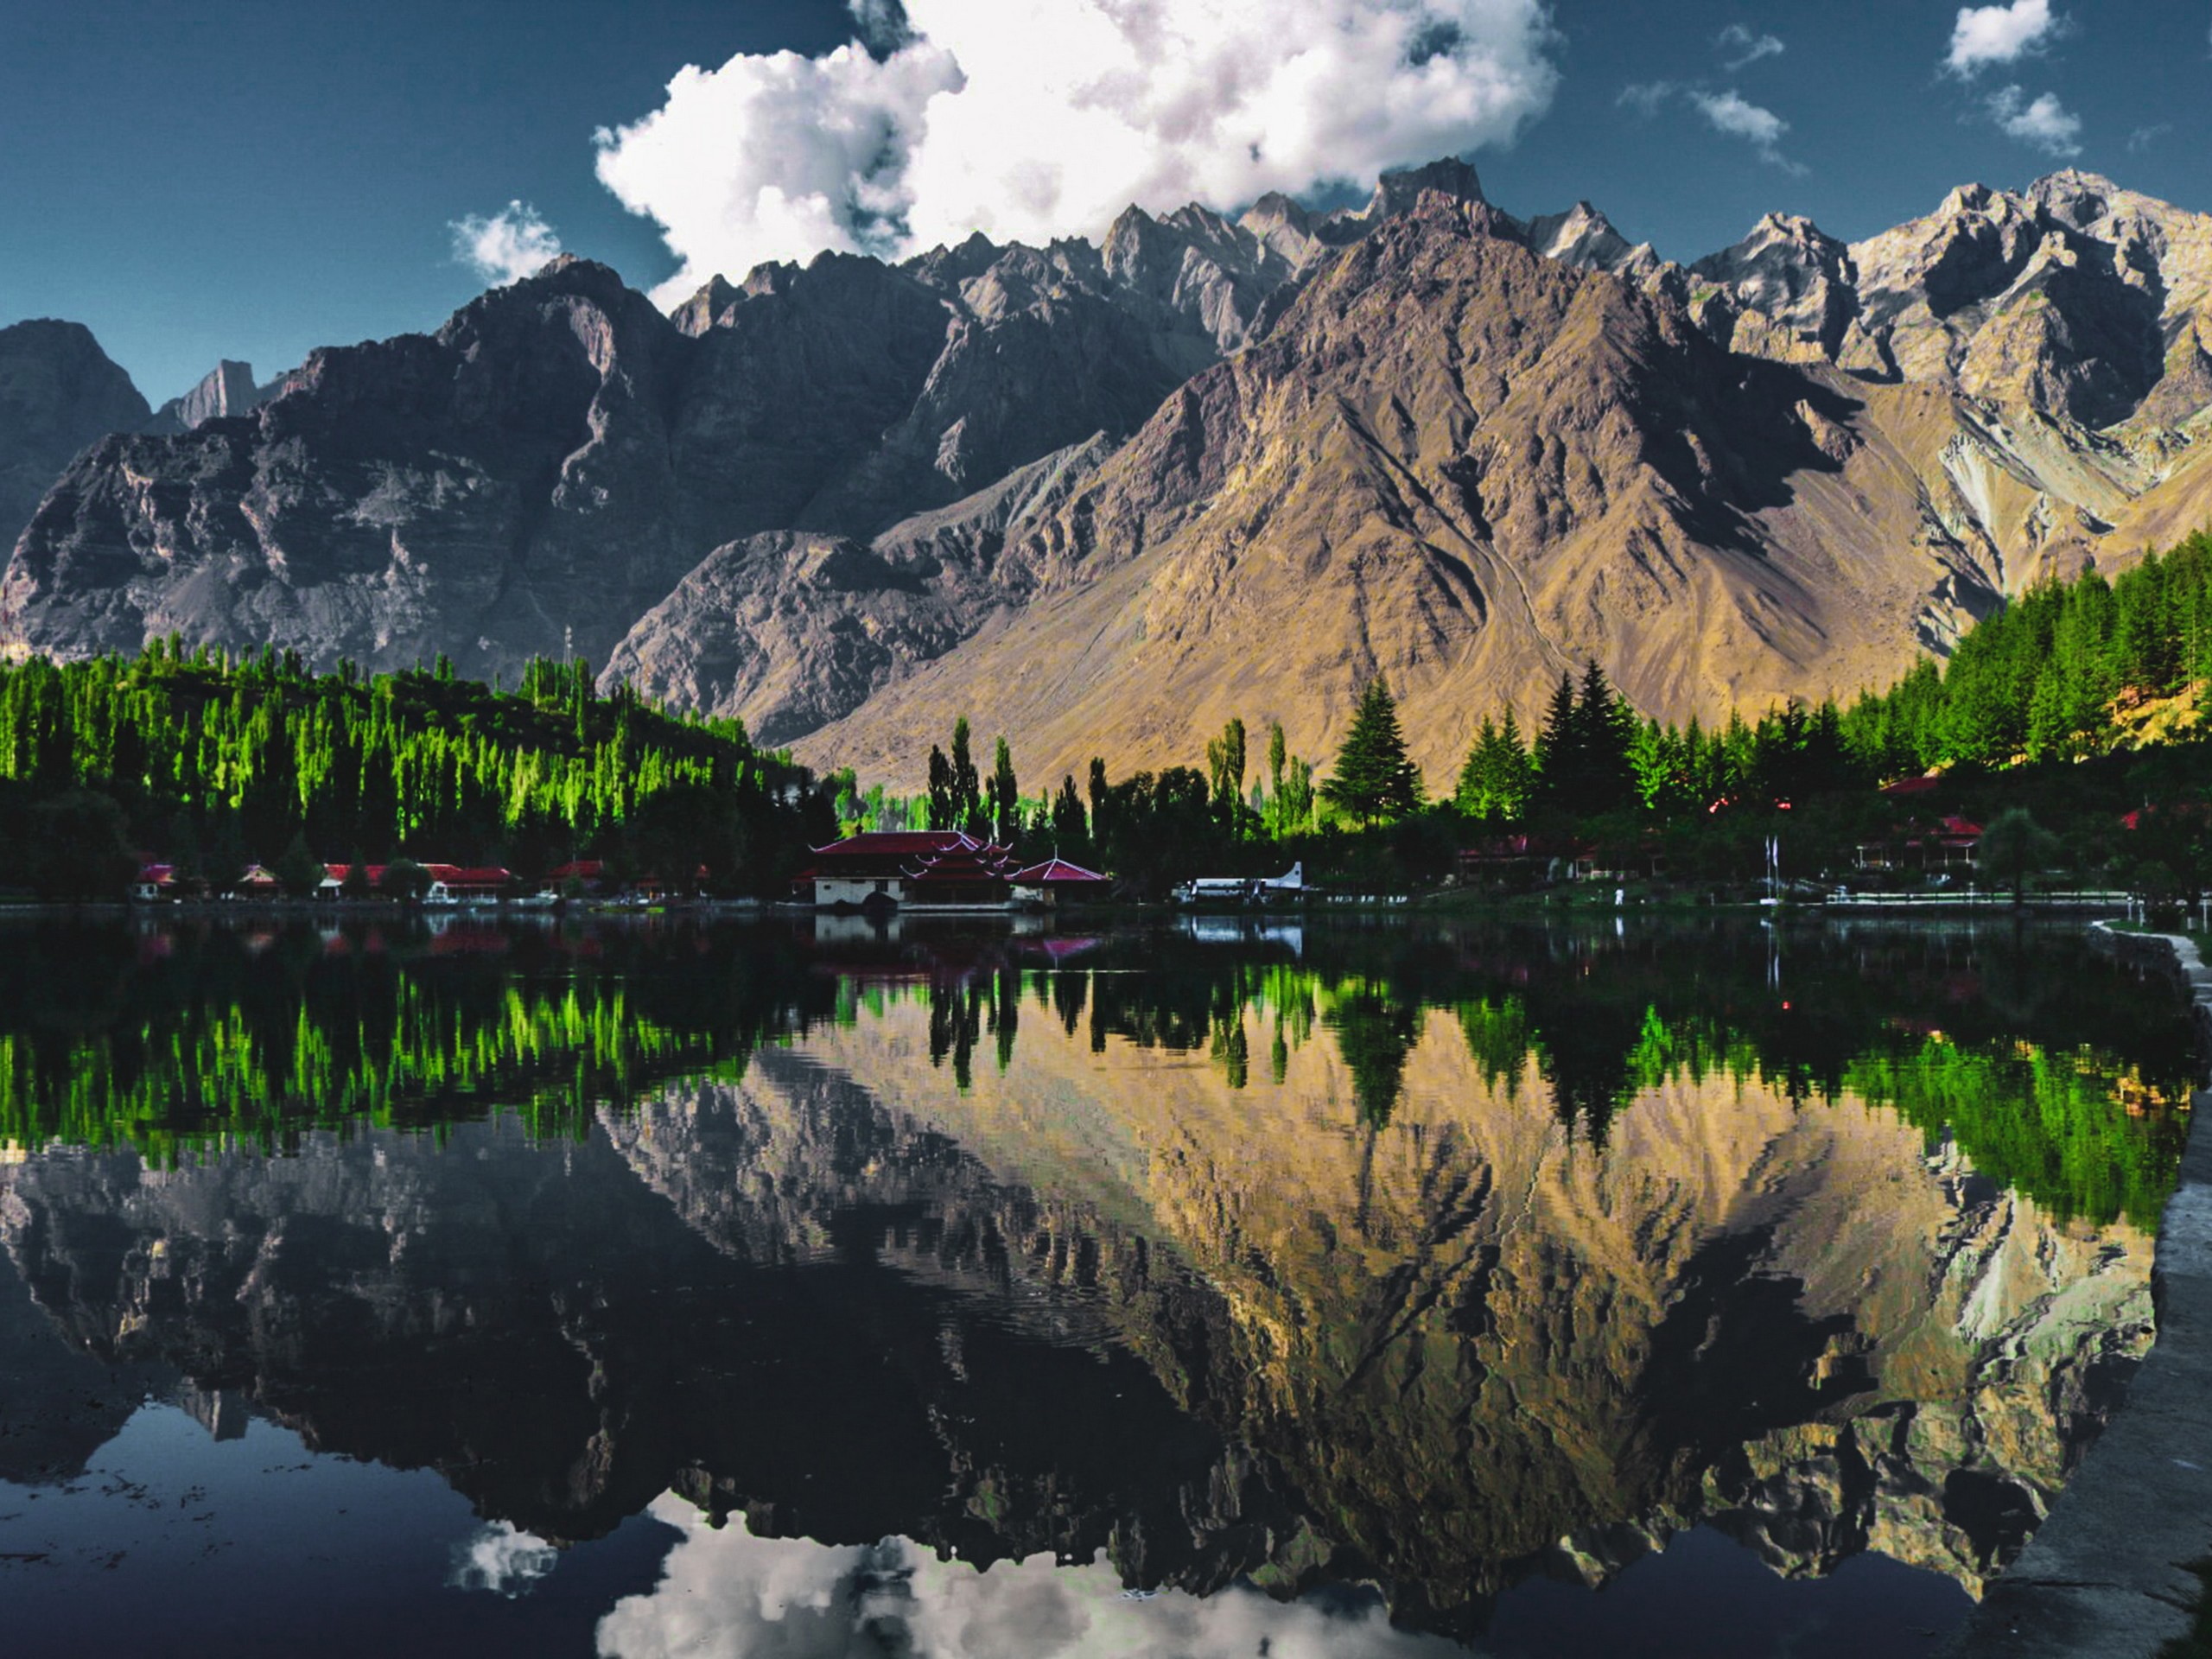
0,912 -> 2195,1657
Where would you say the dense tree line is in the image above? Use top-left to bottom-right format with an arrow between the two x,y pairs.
0,643 -> 834,897
1841,532 -> 2212,773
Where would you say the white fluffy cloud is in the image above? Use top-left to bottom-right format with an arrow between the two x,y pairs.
594,1496 -> 1468,1659
1986,84 -> 2082,154
1946,0 -> 2063,74
449,201 -> 563,286
594,0 -> 1560,308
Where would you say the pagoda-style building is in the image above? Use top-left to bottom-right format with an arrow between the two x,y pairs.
794,832 -> 1105,912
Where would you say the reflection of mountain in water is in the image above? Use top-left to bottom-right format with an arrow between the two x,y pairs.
791,992 -> 2157,1615
0,947 -> 2163,1639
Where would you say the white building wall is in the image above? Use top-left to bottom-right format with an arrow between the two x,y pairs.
814,876 -> 902,908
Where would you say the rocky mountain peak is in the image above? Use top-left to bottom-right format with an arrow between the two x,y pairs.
141,359 -> 269,435
0,318 -> 149,553
1522,200 -> 1653,277
2029,168 -> 2122,218
1365,156 -> 1487,220
671,274 -> 742,337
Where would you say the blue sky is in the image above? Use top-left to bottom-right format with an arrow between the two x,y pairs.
3,0 -> 2207,403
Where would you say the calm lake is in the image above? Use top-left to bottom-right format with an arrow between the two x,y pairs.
0,912 -> 2196,1658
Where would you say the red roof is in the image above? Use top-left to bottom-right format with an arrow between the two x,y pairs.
423,864 -> 512,887
904,842 -> 1021,880
1011,857 -> 1109,885
549,860 -> 604,880
812,830 -> 986,857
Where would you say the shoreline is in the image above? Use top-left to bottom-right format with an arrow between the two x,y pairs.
1952,922 -> 2212,1656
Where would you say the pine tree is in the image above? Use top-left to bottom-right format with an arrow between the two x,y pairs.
1455,718 -> 1499,817
1533,671 -> 1577,783
1455,709 -> 1535,823
1320,676 -> 1421,825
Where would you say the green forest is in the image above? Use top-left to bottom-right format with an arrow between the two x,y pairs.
0,644 -> 835,898
6,529 -> 2212,902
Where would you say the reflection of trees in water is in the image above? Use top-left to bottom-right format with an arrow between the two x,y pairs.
0,917 -> 832,1155
1323,983 -> 1425,1129
1051,924 -> 2195,1227
1,917 -> 2192,1227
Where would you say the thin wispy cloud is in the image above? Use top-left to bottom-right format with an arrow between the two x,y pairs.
1986,83 -> 2082,155
1618,79 -> 1802,174
1946,0 -> 2064,75
2127,122 -> 2171,153
1716,22 -> 1783,70
1691,89 -> 1805,173
449,201 -> 562,286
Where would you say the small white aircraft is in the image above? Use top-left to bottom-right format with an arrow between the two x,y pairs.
1174,862 -> 1305,907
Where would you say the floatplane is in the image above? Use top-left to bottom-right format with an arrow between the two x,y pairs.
1172,861 -> 1306,909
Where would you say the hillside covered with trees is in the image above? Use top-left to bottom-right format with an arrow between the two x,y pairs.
0,645 -> 835,898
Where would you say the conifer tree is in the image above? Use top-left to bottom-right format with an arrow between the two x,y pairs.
1533,671 -> 1577,783
1455,709 -> 1534,822
1320,676 -> 1421,825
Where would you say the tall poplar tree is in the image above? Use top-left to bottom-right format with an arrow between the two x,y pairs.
950,717 -> 983,836
988,735 -> 1020,842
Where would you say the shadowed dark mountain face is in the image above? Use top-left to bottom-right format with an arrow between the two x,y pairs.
0,321 -> 149,556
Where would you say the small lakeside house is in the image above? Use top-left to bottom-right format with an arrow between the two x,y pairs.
1009,857 -> 1112,909
422,864 -> 512,904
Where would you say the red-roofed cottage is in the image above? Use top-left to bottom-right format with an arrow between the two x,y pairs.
423,864 -> 513,905
1009,857 -> 1111,909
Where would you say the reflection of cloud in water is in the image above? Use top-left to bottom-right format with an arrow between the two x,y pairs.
597,1495 -> 1468,1658
450,1519 -> 561,1597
